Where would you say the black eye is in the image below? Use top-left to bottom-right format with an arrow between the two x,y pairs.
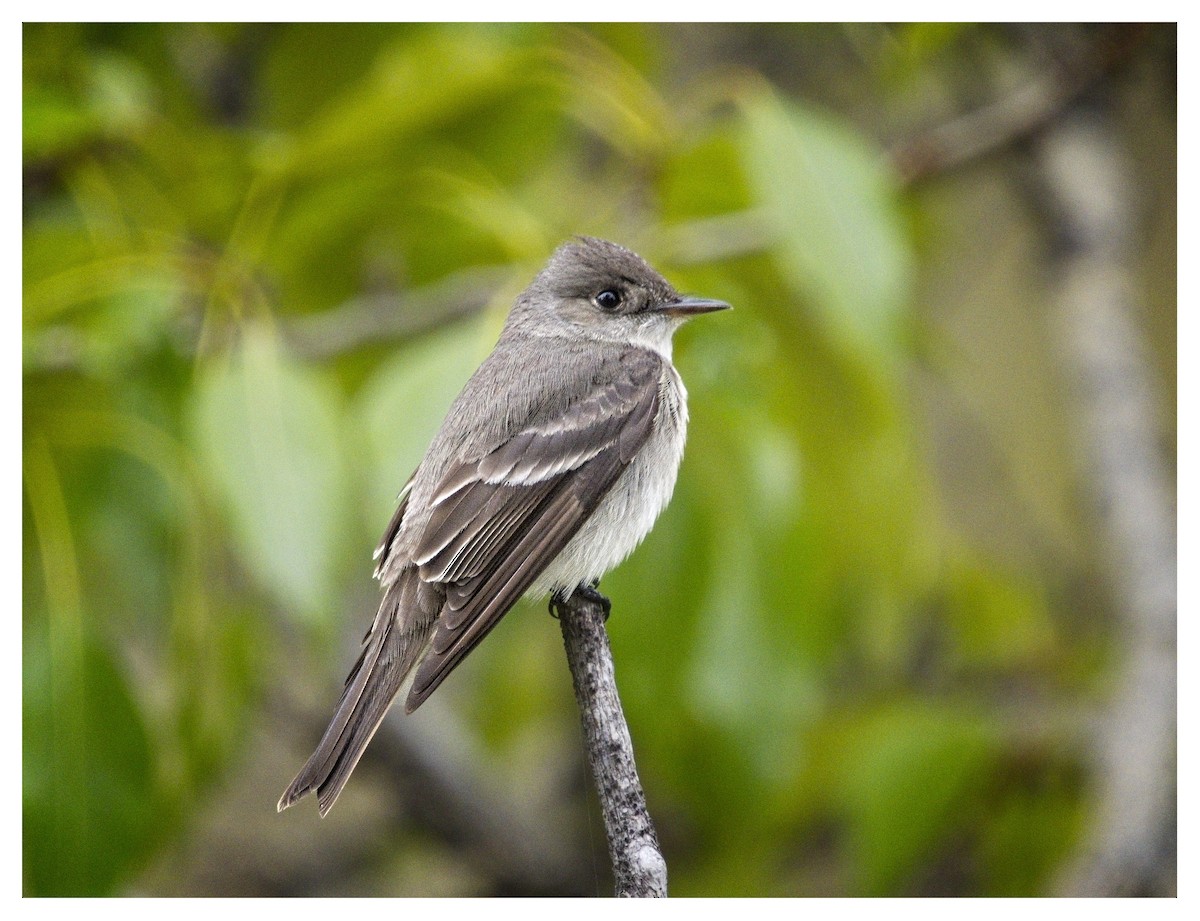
594,289 -> 622,310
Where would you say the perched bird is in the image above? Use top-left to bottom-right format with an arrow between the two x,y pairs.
279,237 -> 729,816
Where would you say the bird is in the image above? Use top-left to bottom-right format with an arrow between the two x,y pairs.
278,236 -> 730,816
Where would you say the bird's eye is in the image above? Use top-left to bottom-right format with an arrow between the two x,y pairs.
594,289 -> 622,311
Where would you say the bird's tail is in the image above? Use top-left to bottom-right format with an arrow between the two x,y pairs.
278,571 -> 436,817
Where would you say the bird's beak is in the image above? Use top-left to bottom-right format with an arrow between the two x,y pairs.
656,296 -> 732,319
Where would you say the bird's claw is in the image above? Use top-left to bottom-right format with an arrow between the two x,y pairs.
548,581 -> 611,621
577,581 -> 612,621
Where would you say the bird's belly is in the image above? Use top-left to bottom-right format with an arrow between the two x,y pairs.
532,372 -> 688,596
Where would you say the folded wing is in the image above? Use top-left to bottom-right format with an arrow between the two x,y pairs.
404,347 -> 663,711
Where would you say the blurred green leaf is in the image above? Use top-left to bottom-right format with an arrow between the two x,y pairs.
258,24 -> 413,130
268,27 -> 534,180
23,629 -> 158,896
62,279 -> 181,374
551,27 -> 676,160
88,52 -> 156,136
422,170 -> 552,259
739,90 -> 913,360
828,701 -> 1000,894
979,768 -> 1082,895
265,167 -> 405,312
660,126 -> 754,221
22,45 -> 155,165
945,555 -> 1057,670
890,23 -> 970,70
191,327 -> 351,624
22,87 -> 100,162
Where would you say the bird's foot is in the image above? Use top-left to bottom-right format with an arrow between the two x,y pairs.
577,580 -> 611,621
548,580 -> 611,621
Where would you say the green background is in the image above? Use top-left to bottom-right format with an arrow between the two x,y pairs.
22,22 -> 1176,896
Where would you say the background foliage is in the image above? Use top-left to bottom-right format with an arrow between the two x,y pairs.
22,22 -> 1176,896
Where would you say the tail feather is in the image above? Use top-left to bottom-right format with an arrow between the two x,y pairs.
278,571 -> 437,817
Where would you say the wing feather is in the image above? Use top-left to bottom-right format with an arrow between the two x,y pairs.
372,474 -> 415,575
423,479 -> 558,588
402,348 -> 663,711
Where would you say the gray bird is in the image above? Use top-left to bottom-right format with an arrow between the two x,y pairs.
278,237 -> 729,816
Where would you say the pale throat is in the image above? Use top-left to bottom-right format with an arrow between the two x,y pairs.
627,318 -> 679,360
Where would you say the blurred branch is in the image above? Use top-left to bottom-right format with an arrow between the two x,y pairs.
365,698 -> 593,895
265,593 -> 595,897
657,208 -> 777,265
892,25 -> 1147,185
554,587 -> 667,898
280,264 -> 514,360
1030,103 -> 1176,897
238,692 -> 592,896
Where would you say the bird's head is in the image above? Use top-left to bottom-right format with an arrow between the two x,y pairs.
510,237 -> 730,355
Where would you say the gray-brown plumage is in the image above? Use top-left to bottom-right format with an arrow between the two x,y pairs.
278,238 -> 728,816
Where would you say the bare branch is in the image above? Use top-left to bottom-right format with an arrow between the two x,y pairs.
554,588 -> 668,898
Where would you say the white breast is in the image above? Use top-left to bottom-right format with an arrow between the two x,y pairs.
532,364 -> 688,597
